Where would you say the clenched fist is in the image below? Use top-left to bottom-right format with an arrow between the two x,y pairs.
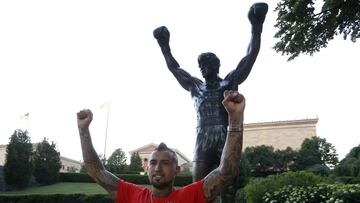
77,109 -> 93,130
248,2 -> 268,25
222,90 -> 245,127
153,26 -> 170,47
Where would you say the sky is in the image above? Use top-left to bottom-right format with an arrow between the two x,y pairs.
1,0 -> 359,163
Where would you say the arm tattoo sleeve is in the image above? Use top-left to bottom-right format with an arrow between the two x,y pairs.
202,130 -> 243,201
79,128 -> 119,199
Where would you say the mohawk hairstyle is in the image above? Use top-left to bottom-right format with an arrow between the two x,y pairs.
155,142 -> 178,165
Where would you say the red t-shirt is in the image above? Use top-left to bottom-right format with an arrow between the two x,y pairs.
116,179 -> 210,203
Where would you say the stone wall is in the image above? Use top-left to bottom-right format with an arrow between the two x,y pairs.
243,118 -> 318,150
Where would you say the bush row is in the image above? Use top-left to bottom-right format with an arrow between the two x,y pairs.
263,184 -> 360,203
328,176 -> 360,184
59,173 -> 192,186
0,194 -> 112,203
243,171 -> 323,203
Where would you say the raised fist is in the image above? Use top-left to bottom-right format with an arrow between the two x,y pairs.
153,26 -> 170,46
77,109 -> 93,130
248,2 -> 268,25
222,90 -> 245,125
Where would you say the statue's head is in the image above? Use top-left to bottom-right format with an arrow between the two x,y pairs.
198,52 -> 220,79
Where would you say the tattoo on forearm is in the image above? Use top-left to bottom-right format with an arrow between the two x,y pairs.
203,130 -> 243,200
79,128 -> 118,197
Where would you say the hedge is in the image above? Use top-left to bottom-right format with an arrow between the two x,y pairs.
328,176 -> 360,184
0,194 -> 112,203
244,171 -> 323,203
263,184 -> 360,203
59,173 -> 192,186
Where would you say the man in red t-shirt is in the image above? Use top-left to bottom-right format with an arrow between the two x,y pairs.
77,90 -> 245,202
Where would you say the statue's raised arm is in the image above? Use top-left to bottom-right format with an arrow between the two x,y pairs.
154,26 -> 200,91
225,2 -> 268,88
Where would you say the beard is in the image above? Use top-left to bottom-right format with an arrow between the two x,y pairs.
150,177 -> 173,189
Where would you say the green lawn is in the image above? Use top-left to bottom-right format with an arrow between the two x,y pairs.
0,182 -> 108,196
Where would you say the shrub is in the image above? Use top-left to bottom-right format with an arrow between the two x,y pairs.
244,171 -> 323,203
306,164 -> 330,176
327,175 -> 360,184
235,188 -> 247,203
264,184 -> 360,203
0,194 -> 112,203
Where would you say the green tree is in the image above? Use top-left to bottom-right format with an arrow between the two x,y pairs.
334,144 -> 360,177
273,147 -> 297,172
244,145 -> 297,177
33,137 -> 62,185
294,136 -> 338,170
106,148 -> 127,174
237,155 -> 251,188
129,152 -> 143,172
4,129 -> 33,189
80,164 -> 88,173
274,0 -> 360,60
244,145 -> 276,177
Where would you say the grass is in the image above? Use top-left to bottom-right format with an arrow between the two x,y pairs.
0,182 -> 108,196
0,183 -> 222,202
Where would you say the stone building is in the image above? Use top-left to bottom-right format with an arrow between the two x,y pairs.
243,118 -> 318,150
59,156 -> 82,173
129,143 -> 192,173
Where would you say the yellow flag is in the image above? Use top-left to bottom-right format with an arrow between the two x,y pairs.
99,102 -> 109,109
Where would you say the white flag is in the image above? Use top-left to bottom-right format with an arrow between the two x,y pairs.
20,113 -> 30,119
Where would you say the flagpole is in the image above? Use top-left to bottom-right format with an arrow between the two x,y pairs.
20,113 -> 30,132
103,101 -> 110,161
25,116 -> 29,132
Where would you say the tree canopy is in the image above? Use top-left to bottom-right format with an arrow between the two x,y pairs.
244,145 -> 276,177
243,145 -> 296,177
294,136 -> 338,170
274,0 -> 360,60
334,144 -> 360,177
106,148 -> 127,174
129,152 -> 143,172
4,129 -> 33,189
33,137 -> 62,185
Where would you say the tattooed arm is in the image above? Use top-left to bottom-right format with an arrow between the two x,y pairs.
77,110 -> 119,199
202,90 -> 245,201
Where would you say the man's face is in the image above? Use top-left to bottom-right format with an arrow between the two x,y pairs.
199,60 -> 219,79
148,151 -> 180,189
